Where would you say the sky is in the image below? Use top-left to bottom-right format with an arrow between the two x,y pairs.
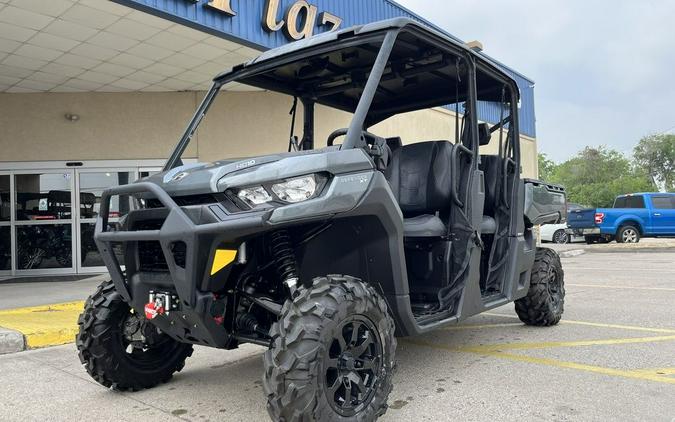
395,0 -> 675,162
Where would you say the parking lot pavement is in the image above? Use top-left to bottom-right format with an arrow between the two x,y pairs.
1,250 -> 674,422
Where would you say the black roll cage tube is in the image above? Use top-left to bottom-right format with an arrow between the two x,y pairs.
163,25 -> 520,175
163,31 -> 391,171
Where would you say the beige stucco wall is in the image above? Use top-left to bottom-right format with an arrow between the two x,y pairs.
0,91 -> 537,177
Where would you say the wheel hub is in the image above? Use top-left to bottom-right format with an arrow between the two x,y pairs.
324,316 -> 383,417
546,267 -> 562,311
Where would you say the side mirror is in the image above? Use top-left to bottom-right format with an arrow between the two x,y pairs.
478,123 -> 491,146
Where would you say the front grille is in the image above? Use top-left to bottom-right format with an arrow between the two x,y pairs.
138,241 -> 167,272
133,220 -> 187,272
134,220 -> 168,272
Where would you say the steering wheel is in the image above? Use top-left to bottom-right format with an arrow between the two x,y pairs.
327,128 -> 380,147
326,128 -> 348,147
327,128 -> 391,170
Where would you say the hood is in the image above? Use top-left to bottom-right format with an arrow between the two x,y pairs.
140,147 -> 373,198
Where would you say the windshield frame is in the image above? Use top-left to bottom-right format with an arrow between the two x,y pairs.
163,30 -> 394,171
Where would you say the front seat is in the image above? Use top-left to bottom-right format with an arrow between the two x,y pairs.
385,141 -> 453,238
479,155 -> 501,234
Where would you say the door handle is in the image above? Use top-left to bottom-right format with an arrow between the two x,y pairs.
653,213 -> 661,216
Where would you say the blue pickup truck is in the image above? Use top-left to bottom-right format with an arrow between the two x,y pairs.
567,192 -> 675,243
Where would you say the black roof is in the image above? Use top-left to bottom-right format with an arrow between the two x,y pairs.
217,18 -> 518,125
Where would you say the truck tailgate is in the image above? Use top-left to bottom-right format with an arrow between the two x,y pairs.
567,208 -> 596,229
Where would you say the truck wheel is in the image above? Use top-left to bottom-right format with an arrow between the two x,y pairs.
617,225 -> 640,243
552,229 -> 569,244
76,280 -> 193,391
263,275 -> 396,422
515,248 -> 565,326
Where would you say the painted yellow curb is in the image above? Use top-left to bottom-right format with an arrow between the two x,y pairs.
0,301 -> 85,349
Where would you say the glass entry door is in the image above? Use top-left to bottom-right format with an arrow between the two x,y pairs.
0,162 -> 165,277
13,170 -> 76,274
75,169 -> 136,274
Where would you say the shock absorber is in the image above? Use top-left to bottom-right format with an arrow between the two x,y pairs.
269,230 -> 299,296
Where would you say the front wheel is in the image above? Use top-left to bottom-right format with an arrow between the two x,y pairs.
263,275 -> 396,421
76,280 -> 193,391
515,248 -> 565,326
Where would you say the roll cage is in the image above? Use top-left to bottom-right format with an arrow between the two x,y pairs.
164,18 -> 522,175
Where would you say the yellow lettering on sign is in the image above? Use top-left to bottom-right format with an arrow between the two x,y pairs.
284,1 -> 318,40
262,0 -> 284,32
206,0 -> 236,16
319,11 -> 342,32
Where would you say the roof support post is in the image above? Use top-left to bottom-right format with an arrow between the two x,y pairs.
343,30 -> 397,150
301,99 -> 315,150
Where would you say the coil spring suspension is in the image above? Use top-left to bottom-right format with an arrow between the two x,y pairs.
270,230 -> 299,295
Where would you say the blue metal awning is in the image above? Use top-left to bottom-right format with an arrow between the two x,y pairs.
112,0 -> 536,137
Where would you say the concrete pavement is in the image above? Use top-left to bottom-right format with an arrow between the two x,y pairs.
0,250 -> 674,421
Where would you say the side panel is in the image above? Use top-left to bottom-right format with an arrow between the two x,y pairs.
600,210 -> 651,235
648,195 -> 675,235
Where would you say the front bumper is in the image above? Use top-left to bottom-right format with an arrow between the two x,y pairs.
95,182 -> 267,347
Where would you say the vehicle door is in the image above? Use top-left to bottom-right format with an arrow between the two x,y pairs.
649,195 -> 675,234
609,195 -> 651,233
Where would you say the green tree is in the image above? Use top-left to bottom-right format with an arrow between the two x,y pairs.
546,146 -> 655,207
537,153 -> 556,181
633,134 -> 675,192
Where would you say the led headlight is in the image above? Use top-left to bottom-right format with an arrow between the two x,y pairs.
271,175 -> 317,203
237,186 -> 272,207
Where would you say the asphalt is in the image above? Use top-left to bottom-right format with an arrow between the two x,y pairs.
0,274 -> 106,310
0,249 -> 674,421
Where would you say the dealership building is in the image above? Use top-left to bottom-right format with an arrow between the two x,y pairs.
0,0 -> 537,277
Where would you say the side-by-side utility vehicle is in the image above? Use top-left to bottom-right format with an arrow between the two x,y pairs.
77,19 -> 567,421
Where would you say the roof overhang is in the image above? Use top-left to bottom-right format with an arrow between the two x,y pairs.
0,0 -> 262,93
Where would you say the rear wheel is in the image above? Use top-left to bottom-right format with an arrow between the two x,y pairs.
617,225 -> 640,243
552,229 -> 569,244
263,275 -> 396,421
515,248 -> 565,326
76,280 -> 193,391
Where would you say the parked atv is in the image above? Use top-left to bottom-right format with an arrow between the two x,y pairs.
77,18 -> 567,421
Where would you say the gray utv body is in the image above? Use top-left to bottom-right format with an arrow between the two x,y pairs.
94,18 -> 566,349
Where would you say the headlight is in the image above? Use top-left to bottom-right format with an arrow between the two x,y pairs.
237,186 -> 272,207
271,175 -> 317,203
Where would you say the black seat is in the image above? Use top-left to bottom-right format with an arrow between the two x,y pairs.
385,141 -> 453,238
479,155 -> 501,234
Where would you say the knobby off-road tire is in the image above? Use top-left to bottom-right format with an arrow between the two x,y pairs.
76,280 -> 193,391
515,248 -> 565,326
263,275 -> 397,422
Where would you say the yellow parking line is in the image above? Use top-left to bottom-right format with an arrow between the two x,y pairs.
567,283 -> 675,292
632,367 -> 675,376
483,312 -> 675,334
404,339 -> 675,385
475,351 -> 675,385
442,322 -> 524,331
0,301 -> 84,348
460,335 -> 675,352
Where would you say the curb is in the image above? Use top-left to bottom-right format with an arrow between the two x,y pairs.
0,301 -> 84,354
0,327 -> 25,354
559,249 -> 586,258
